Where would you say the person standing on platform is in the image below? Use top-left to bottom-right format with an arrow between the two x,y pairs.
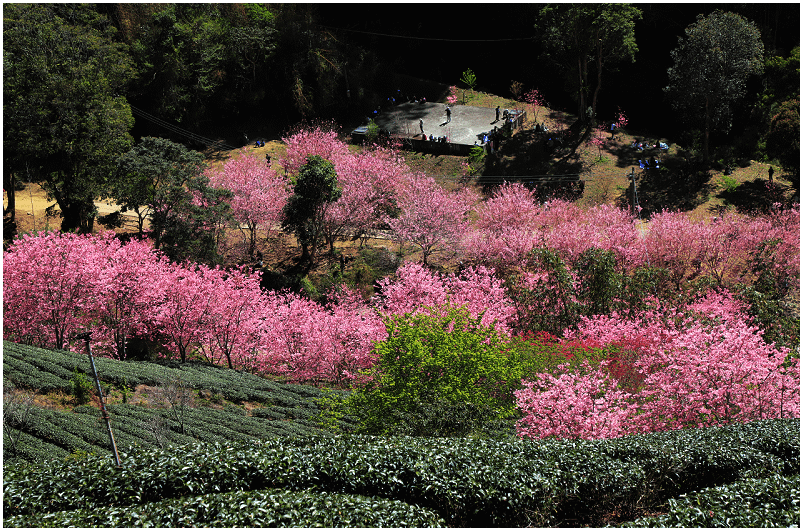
420,119 -> 424,135
446,106 -> 451,123
495,106 -> 500,123
769,166 -> 774,183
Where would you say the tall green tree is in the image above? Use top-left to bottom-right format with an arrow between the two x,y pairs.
3,4 -> 136,233
766,99 -> 800,182
537,3 -> 642,122
665,11 -> 765,163
114,137 -> 207,239
762,46 -> 800,110
110,4 -> 277,127
282,155 -> 341,264
118,138 -> 234,265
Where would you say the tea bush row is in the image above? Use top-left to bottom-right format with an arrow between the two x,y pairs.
621,473 -> 800,527
4,487 -> 446,528
2,355 -> 70,393
4,340 -> 347,412
6,419 -> 799,527
3,402 -> 331,466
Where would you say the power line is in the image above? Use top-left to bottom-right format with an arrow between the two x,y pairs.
129,105 -> 238,152
318,24 -> 535,43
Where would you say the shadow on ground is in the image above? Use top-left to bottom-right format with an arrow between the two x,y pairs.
478,123 -> 585,200
634,167 -> 714,217
719,179 -> 795,215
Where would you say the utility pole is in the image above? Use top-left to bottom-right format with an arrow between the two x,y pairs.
629,167 -> 638,216
75,332 -> 122,468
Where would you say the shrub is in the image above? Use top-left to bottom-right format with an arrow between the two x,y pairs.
70,369 -> 93,406
348,305 -> 523,435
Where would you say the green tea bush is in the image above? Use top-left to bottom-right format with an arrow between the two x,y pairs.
5,422 -> 800,527
621,474 -> 800,527
4,340 -> 338,410
4,487 -> 446,528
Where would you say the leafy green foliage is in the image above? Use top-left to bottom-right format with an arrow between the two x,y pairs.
113,137 -> 203,237
3,3 -> 135,232
4,419 -> 799,527
5,487 -> 446,528
348,306 -> 523,435
766,98 -> 800,180
459,68 -> 477,103
623,474 -> 800,527
282,155 -> 342,263
762,46 -> 800,110
536,4 -> 642,121
736,239 -> 800,350
70,369 -> 93,406
665,10 -> 765,161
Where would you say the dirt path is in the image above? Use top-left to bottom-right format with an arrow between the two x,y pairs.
4,183 -> 142,234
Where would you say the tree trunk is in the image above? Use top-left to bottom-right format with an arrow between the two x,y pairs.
4,171 -> 16,222
577,57 -> 585,122
704,96 -> 711,164
592,35 -> 603,121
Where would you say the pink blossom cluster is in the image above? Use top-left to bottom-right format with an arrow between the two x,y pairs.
614,107 -> 629,128
523,88 -> 547,122
465,183 -> 640,272
280,127 -> 416,251
376,262 -> 516,333
516,291 -> 800,440
206,151 -> 289,256
3,231 -> 385,385
387,174 -> 478,265
465,184 -> 800,291
446,86 -> 458,106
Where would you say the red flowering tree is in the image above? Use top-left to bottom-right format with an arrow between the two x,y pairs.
517,291 -> 800,440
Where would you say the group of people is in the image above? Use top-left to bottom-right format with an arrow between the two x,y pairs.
631,139 -> 669,152
253,140 -> 266,147
371,89 -> 429,123
639,157 -> 661,171
422,133 -> 448,143
475,126 -> 503,154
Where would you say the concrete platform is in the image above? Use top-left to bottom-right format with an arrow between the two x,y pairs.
357,102 -> 525,155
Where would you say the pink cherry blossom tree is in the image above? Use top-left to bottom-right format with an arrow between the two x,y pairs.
587,126 -> 606,158
376,261 -> 516,333
206,151 -> 289,259
516,290 -> 800,439
524,88 -> 547,123
3,231 -> 112,350
255,287 -> 385,385
86,236 -> 168,359
196,266 -> 264,370
515,361 -> 634,440
151,263 -> 219,363
387,175 -> 477,266
321,146 -> 409,254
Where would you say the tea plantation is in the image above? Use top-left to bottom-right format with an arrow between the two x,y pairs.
4,340 -> 800,527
